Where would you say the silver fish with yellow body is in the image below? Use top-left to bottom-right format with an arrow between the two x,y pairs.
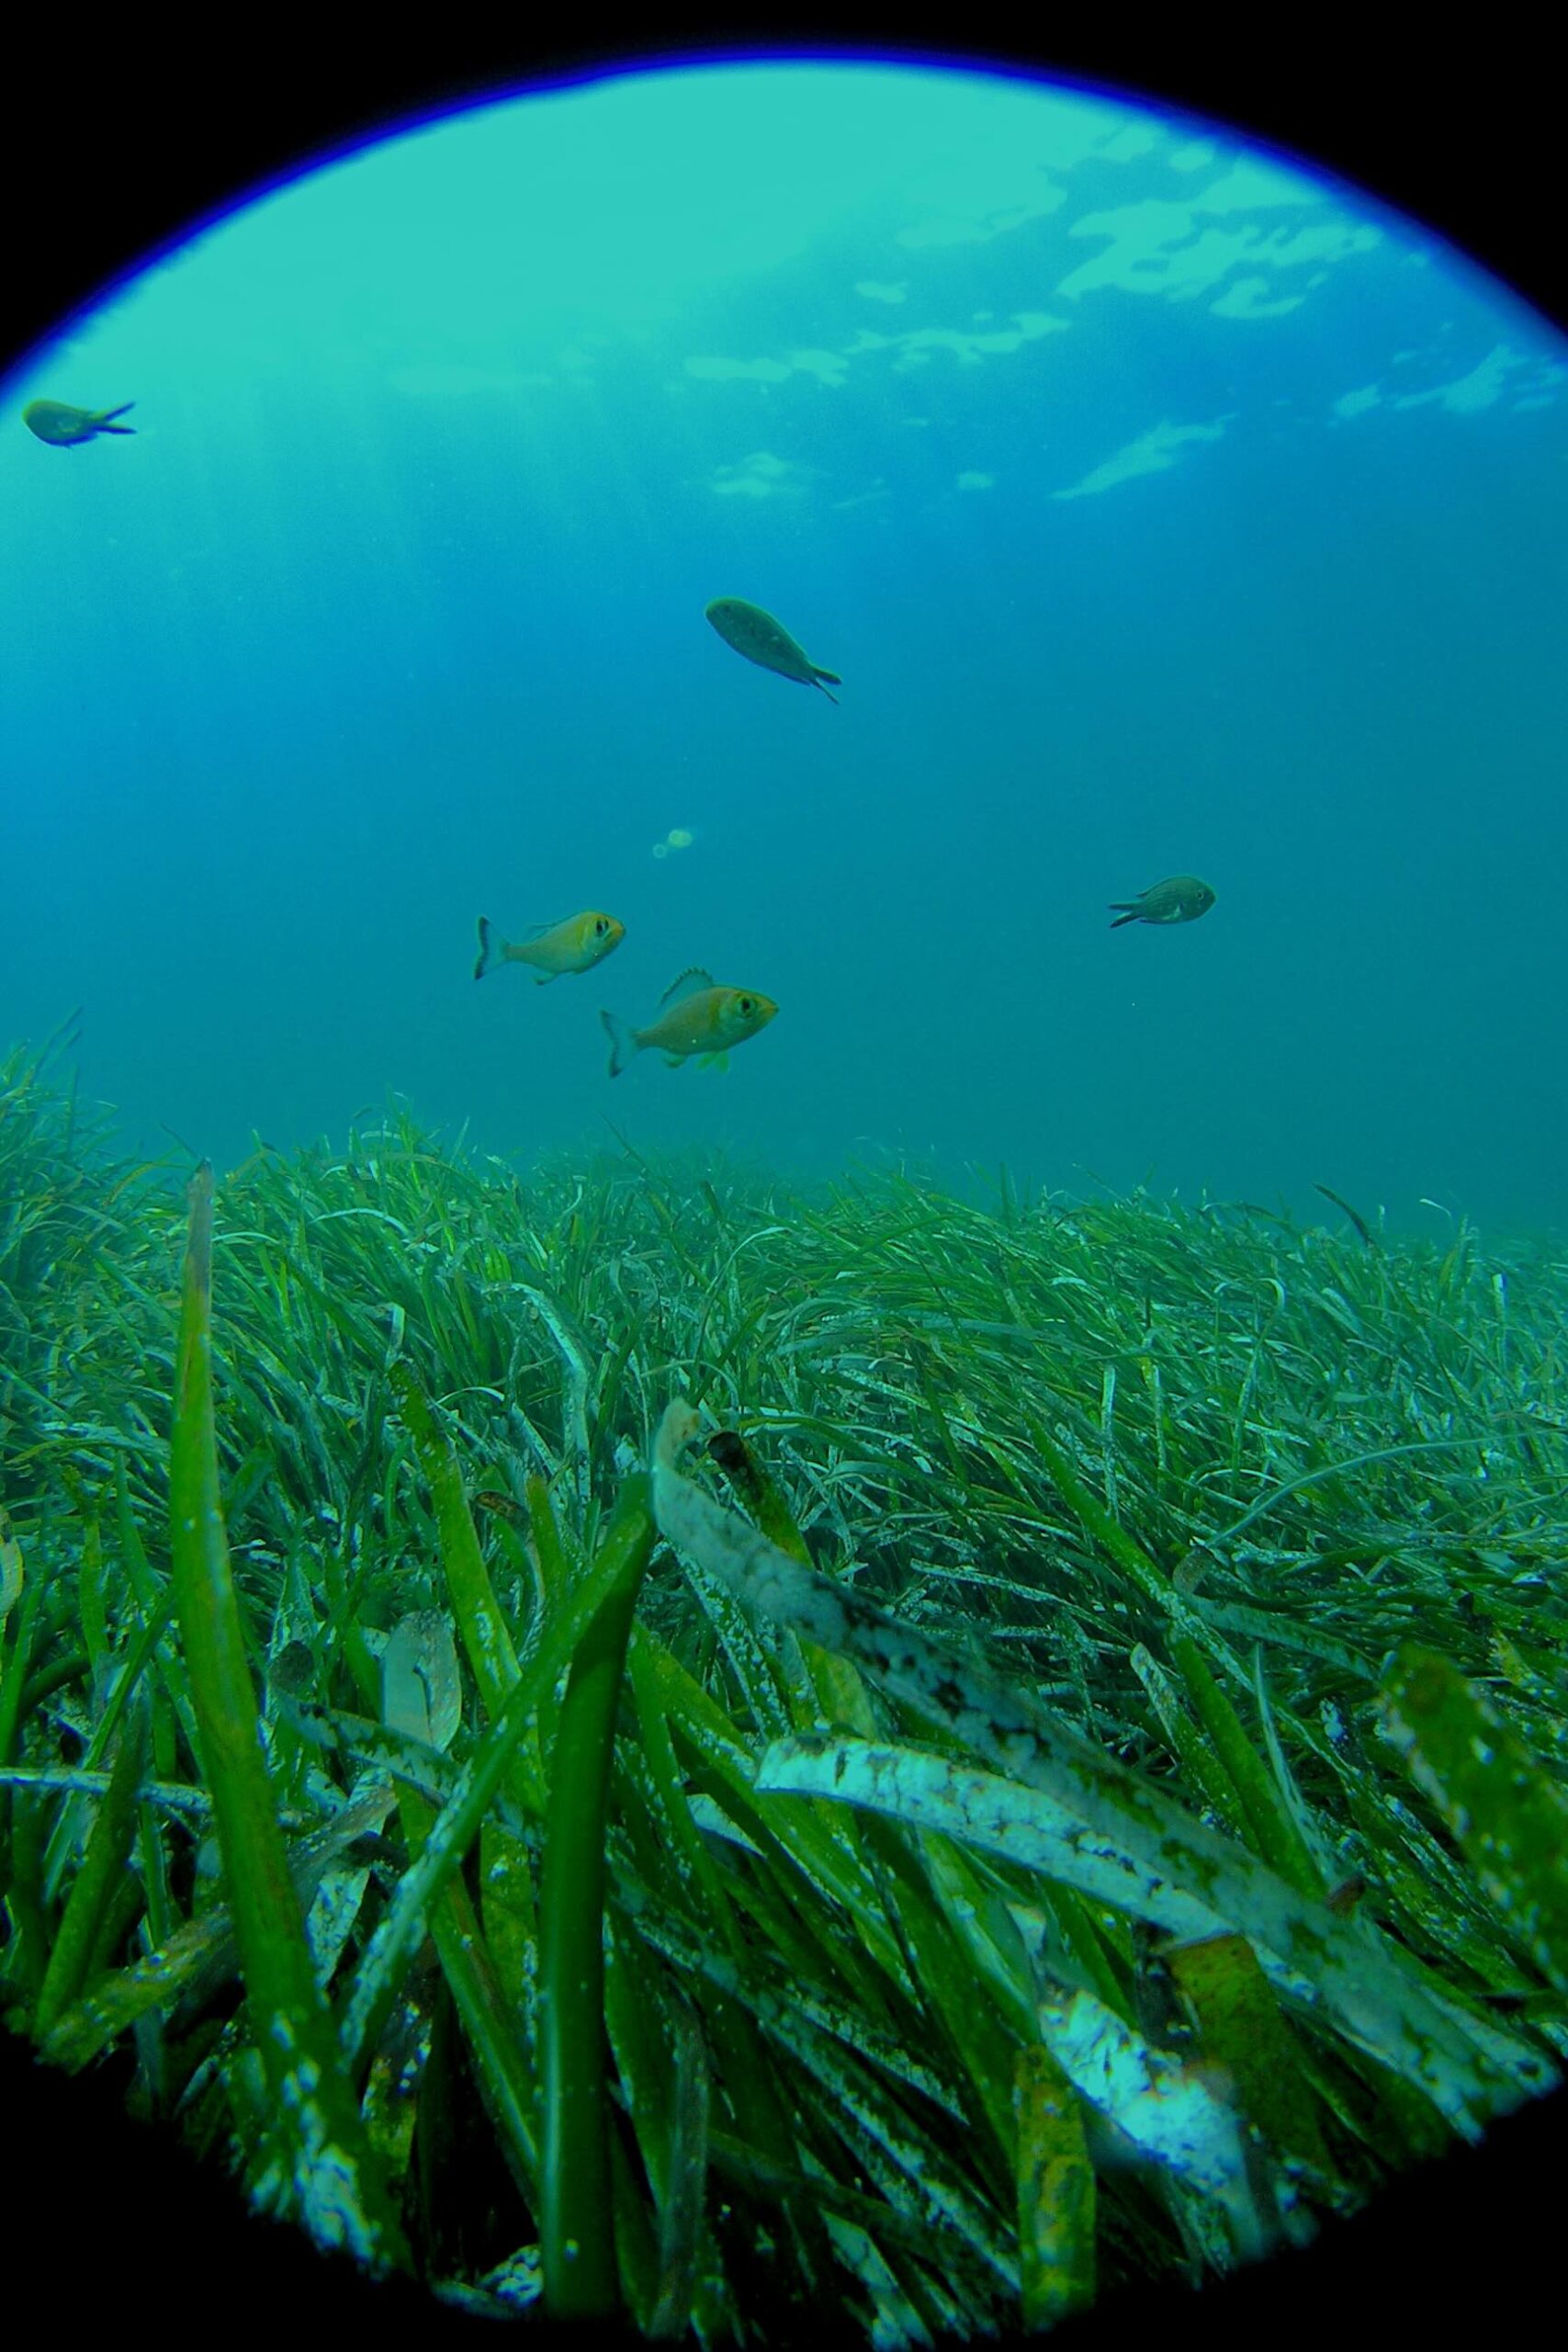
602,967 -> 778,1077
23,399 -> 136,446
705,597 -> 841,702
475,910 -> 625,982
1109,876 -> 1216,930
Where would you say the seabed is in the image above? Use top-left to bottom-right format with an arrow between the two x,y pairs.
3,1037 -> 1565,2338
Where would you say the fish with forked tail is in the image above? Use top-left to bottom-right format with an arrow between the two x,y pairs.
1109,876 -> 1215,930
602,967 -> 778,1076
23,400 -> 136,446
705,597 -> 841,701
475,910 -> 625,982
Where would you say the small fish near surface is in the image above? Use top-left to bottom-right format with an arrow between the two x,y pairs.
23,399 -> 136,446
705,596 -> 841,702
475,910 -> 625,983
1109,876 -> 1216,930
602,967 -> 778,1077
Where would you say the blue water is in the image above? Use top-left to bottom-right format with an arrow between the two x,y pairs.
4,62 -> 1564,1227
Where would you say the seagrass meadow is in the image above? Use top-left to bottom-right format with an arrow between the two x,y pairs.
3,1033 -> 1567,2338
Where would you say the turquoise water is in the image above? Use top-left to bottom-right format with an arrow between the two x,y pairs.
4,62 -> 1564,1226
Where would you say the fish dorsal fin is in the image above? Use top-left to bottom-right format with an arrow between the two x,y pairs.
660,966 -> 716,1009
517,918 -> 566,942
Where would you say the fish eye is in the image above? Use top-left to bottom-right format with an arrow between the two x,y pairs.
595,918 -> 609,935
739,995 -> 755,1013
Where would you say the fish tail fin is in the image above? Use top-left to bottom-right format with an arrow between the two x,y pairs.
1109,905 -> 1140,929
474,916 -> 506,978
602,1009 -> 637,1078
97,403 -> 136,432
812,670 -> 840,704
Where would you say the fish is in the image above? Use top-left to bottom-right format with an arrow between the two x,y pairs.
601,967 -> 778,1077
474,910 -> 625,983
23,399 -> 136,446
1109,876 -> 1216,930
705,597 -> 841,702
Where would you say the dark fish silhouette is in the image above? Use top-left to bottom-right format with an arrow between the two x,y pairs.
705,597 -> 841,702
23,400 -> 136,446
1110,876 -> 1215,930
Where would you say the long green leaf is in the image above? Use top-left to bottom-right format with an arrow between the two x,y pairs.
169,1164 -> 403,2266
1380,1645 -> 1568,1992
539,1474 -> 657,2318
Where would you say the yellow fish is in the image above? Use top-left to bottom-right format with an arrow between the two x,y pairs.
602,967 -> 778,1076
23,399 -> 136,446
474,910 -> 625,983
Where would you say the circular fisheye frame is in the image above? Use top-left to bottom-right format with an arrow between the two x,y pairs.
3,54 -> 1563,2340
